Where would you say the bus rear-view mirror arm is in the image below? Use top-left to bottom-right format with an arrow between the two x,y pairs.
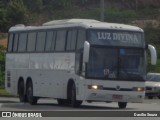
148,44 -> 157,65
83,41 -> 90,63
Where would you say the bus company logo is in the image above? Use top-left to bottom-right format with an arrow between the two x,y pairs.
2,112 -> 11,117
116,86 -> 121,91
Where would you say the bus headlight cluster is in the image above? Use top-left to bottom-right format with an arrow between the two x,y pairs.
133,87 -> 145,92
88,85 -> 103,90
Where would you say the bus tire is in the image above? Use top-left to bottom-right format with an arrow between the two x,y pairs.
118,102 -> 127,109
71,83 -> 82,108
26,81 -> 38,105
18,81 -> 27,102
57,99 -> 69,106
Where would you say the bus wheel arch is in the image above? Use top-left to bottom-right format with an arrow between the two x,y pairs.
26,78 -> 38,105
18,77 -> 27,102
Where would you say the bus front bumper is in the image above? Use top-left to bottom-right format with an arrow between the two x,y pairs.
85,91 -> 144,103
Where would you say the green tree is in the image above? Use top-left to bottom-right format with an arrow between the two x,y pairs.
0,0 -> 10,8
0,45 -> 5,88
23,0 -> 43,12
0,9 -> 8,32
42,0 -> 89,11
7,0 -> 29,26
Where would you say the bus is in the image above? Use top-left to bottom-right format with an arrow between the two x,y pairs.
5,19 -> 157,108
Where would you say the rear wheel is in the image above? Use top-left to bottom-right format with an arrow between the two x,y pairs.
70,83 -> 82,108
18,81 -> 27,102
118,102 -> 127,109
26,81 -> 38,105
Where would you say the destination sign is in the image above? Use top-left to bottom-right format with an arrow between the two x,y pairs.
89,30 -> 144,47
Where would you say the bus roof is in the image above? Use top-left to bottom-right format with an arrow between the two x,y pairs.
9,19 -> 143,32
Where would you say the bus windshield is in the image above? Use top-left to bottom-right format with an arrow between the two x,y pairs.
87,47 -> 145,81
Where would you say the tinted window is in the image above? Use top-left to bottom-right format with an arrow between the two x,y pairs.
18,33 -> 27,52
55,30 -> 66,51
13,33 -> 19,52
45,31 -> 56,52
66,30 -> 77,51
77,30 -> 85,50
36,32 -> 46,52
8,33 -> 13,52
27,32 -> 37,52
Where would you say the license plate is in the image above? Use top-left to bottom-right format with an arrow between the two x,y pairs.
112,95 -> 123,100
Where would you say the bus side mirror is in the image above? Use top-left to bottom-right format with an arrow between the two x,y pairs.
148,44 -> 157,65
83,41 -> 90,63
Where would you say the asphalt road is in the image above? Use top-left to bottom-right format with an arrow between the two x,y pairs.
0,97 -> 159,120
0,97 -> 159,111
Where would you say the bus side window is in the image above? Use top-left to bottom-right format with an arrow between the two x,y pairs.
18,33 -> 27,52
76,29 -> 85,50
36,31 -> 46,52
51,31 -> 56,51
45,31 -> 56,52
8,33 -> 13,52
13,33 -> 19,52
27,32 -> 37,52
55,30 -> 66,51
66,29 -> 77,51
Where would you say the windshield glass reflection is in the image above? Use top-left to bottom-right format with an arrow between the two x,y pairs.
87,47 -> 145,81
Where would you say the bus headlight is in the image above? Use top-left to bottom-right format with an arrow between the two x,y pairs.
88,85 -> 103,90
133,87 -> 145,92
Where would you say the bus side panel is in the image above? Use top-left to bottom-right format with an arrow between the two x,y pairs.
28,53 -> 76,99
28,54 -> 55,97
5,53 -> 30,96
5,54 -> 16,95
75,76 -> 92,101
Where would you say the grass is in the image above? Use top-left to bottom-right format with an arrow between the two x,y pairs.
0,89 -> 15,97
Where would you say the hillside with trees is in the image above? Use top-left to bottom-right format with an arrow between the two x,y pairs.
0,0 -> 160,88
0,0 -> 160,31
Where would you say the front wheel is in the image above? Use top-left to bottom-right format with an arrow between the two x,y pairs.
118,102 -> 127,109
26,81 -> 38,105
71,83 -> 82,108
